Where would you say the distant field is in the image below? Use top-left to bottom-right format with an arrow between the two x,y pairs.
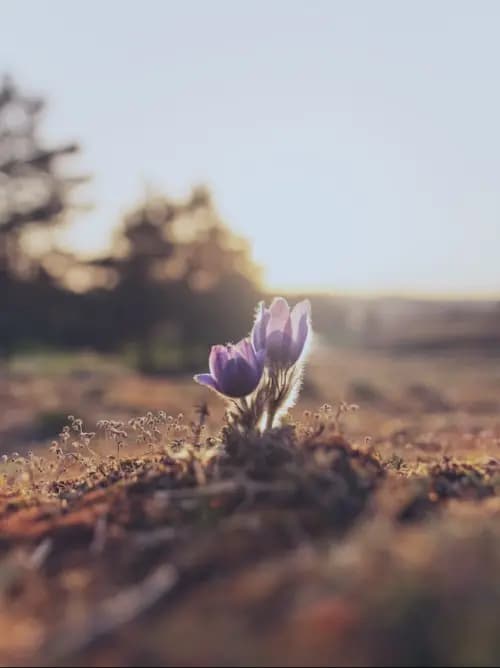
1,343 -> 500,665
2,342 -> 500,453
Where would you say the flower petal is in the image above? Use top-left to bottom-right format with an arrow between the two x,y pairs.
194,373 -> 220,392
290,299 -> 311,363
268,297 -> 291,331
218,357 -> 259,398
255,346 -> 266,372
263,298 -> 291,363
236,337 -> 257,365
267,329 -> 293,365
251,302 -> 270,352
290,299 -> 311,328
209,345 -> 229,383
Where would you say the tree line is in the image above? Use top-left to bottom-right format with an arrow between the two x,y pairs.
0,77 -> 262,371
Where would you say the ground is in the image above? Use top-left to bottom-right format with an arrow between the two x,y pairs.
1,344 -> 500,666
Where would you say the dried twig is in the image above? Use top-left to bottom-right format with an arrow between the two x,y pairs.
44,564 -> 178,662
28,539 -> 52,571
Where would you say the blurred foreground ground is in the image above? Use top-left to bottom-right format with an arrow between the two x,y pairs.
1,343 -> 500,665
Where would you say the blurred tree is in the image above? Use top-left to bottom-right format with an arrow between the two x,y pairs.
92,186 -> 262,372
0,75 -> 86,279
0,76 -> 87,356
0,76 -> 261,369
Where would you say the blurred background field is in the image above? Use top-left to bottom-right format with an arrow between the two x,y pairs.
4,339 -> 500,456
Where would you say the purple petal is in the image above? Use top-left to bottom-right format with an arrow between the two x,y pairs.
267,329 -> 293,365
290,299 -> 311,363
254,347 -> 266,372
268,297 -> 291,331
236,337 -> 257,365
194,373 -> 220,392
264,298 -> 293,364
218,357 -> 259,398
251,302 -> 270,352
291,299 -> 311,327
209,345 -> 229,383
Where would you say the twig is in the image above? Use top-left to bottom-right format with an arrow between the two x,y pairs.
44,564 -> 178,662
152,477 -> 296,505
28,539 -> 52,570
130,526 -> 178,549
89,515 -> 108,555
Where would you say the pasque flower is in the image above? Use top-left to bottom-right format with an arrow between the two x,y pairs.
194,337 -> 265,399
194,297 -> 313,432
252,297 -> 311,368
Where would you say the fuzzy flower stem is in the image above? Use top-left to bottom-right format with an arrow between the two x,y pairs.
228,394 -> 265,432
265,367 -> 291,430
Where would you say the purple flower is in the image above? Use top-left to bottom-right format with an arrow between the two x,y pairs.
194,337 -> 265,398
252,297 -> 311,367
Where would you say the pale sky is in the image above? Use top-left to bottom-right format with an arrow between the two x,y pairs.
2,0 -> 500,295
